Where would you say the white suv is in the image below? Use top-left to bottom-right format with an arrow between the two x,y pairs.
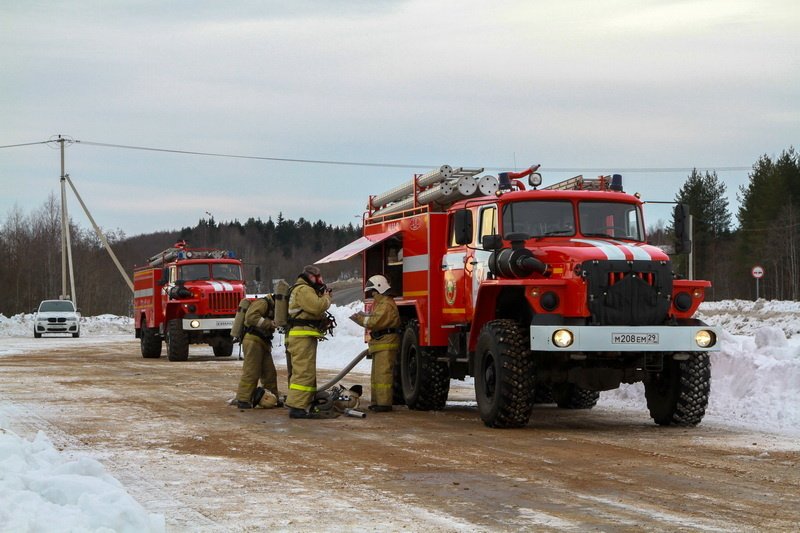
34,300 -> 81,338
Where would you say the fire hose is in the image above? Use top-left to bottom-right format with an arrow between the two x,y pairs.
317,348 -> 369,391
316,349 -> 370,417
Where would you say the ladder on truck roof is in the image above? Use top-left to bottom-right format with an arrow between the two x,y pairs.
543,174 -> 622,192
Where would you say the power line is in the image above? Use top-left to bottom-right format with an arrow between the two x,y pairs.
0,140 -> 50,149
73,140 -> 751,173
1,137 -> 752,173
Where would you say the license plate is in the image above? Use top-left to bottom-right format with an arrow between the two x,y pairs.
612,332 -> 659,344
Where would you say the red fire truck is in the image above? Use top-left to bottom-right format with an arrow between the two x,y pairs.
318,165 -> 720,428
134,241 -> 245,361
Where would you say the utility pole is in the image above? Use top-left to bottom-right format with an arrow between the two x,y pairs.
58,136 -> 77,304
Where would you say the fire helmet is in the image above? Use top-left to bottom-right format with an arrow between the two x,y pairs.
365,275 -> 390,294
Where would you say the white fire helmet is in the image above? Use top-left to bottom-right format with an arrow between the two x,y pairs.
365,275 -> 390,294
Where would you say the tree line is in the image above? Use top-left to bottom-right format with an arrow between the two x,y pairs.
1,146 -> 797,316
0,203 -> 360,317
671,147 -> 799,301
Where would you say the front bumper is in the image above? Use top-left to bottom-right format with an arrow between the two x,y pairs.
36,321 -> 79,333
530,325 -> 721,352
182,317 -> 234,331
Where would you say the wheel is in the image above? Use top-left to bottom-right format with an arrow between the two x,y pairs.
213,337 -> 234,357
34,330 -> 41,339
72,331 -> 80,338
532,383 -> 554,404
392,360 -> 405,406
140,326 -> 162,358
167,319 -> 189,361
400,320 -> 449,410
552,383 -> 599,409
474,319 -> 534,428
644,353 -> 710,426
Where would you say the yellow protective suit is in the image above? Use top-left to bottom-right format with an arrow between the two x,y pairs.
351,292 -> 401,407
236,296 -> 279,404
284,277 -> 332,410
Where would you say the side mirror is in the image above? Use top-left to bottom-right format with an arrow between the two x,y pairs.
673,203 -> 692,254
452,209 -> 473,245
157,267 -> 168,286
482,234 -> 503,250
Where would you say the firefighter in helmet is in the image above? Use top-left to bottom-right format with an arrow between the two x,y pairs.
285,265 -> 335,419
349,274 -> 401,412
235,294 -> 280,409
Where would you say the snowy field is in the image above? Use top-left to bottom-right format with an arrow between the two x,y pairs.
1,300 -> 799,530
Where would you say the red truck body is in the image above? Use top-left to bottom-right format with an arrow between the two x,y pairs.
133,241 -> 245,361
319,167 -> 720,428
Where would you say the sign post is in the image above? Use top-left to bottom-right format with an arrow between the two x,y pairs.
751,265 -> 764,300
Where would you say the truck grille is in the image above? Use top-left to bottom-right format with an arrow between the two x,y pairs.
208,292 -> 240,313
583,260 -> 671,326
607,271 -> 655,287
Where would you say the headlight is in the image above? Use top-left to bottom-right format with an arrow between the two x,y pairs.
552,329 -> 574,348
190,319 -> 201,329
695,329 -> 716,348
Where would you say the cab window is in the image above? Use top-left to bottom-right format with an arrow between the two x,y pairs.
578,201 -> 643,241
501,201 -> 575,238
478,206 -> 497,248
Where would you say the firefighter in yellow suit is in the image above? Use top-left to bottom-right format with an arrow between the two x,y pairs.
349,275 -> 401,412
285,265 -> 334,419
235,295 -> 279,409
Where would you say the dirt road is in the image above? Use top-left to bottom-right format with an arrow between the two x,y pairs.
1,339 -> 798,532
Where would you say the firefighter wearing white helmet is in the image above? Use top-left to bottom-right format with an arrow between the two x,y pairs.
349,274 -> 401,412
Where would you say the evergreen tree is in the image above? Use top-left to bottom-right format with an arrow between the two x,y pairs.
674,169 -> 732,294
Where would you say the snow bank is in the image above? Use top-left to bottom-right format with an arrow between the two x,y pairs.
0,428 -> 164,532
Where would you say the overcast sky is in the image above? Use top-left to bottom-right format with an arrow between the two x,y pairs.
1,1 -> 798,238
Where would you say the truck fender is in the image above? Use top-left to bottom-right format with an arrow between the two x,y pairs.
469,285 -> 503,351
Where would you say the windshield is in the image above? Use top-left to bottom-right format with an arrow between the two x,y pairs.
501,201 -> 575,238
578,201 -> 643,241
212,263 -> 242,281
178,263 -> 242,281
179,264 -> 211,281
39,300 -> 75,312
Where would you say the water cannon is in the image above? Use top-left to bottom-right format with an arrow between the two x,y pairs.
497,165 -> 541,194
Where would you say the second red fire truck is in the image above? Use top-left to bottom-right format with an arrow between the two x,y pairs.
134,241 -> 245,361
319,165 -> 720,428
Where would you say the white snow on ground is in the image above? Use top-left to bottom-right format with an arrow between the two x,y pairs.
1,299 -> 799,530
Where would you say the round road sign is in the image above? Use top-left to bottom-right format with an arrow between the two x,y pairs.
751,265 -> 764,279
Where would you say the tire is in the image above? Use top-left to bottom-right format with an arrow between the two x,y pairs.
72,331 -> 80,338
213,337 -> 234,357
474,319 -> 534,428
400,320 -> 449,410
34,331 -> 42,339
645,353 -> 710,426
552,383 -> 599,409
167,319 -> 189,361
533,383 -> 554,404
140,326 -> 162,358
392,360 -> 405,406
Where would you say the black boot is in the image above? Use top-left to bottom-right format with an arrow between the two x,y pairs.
237,401 -> 253,409
288,406 -> 339,419
288,407 -> 311,418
